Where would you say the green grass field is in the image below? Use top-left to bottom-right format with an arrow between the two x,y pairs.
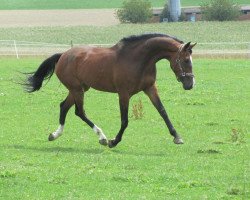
0,22 -> 250,46
0,17 -> 249,199
0,57 -> 249,199
0,0 -> 249,9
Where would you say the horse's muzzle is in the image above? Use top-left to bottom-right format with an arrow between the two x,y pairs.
178,74 -> 195,90
183,84 -> 193,90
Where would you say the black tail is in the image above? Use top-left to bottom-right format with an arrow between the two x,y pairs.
24,53 -> 62,92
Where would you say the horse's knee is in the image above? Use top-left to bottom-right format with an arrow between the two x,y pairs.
74,106 -> 83,117
75,108 -> 87,121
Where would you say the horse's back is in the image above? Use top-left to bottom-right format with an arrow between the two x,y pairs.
55,46 -> 118,92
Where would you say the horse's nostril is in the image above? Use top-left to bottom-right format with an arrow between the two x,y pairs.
183,84 -> 193,90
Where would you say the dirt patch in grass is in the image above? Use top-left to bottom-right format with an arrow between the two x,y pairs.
0,9 -> 119,27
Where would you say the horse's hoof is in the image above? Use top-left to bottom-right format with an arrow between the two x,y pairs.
48,134 -> 55,141
108,139 -> 117,148
99,138 -> 108,146
173,137 -> 184,144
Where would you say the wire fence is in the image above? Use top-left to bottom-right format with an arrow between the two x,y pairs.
0,40 -> 249,59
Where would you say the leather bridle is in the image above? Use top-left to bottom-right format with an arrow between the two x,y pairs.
176,44 -> 194,82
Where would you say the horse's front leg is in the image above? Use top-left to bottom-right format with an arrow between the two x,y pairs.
108,93 -> 130,148
144,84 -> 184,144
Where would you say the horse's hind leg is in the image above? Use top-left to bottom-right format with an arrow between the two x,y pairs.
48,92 -> 74,141
72,89 -> 108,146
108,93 -> 130,148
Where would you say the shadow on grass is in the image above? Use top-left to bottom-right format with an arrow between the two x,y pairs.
110,149 -> 167,157
1,144 -> 167,157
2,144 -> 105,155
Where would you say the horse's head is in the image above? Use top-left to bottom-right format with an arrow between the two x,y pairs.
170,42 -> 197,90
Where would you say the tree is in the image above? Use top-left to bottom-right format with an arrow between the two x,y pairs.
160,3 -> 171,22
201,0 -> 240,21
116,0 -> 152,23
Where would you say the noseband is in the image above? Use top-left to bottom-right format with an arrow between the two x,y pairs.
176,44 -> 194,82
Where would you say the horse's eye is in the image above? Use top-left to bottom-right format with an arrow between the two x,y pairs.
184,59 -> 190,64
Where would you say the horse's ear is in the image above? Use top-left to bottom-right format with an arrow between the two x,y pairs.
183,42 -> 191,50
190,42 -> 197,49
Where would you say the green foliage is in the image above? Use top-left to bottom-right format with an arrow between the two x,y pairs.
116,0 -> 152,23
201,0 -> 240,21
160,3 -> 170,22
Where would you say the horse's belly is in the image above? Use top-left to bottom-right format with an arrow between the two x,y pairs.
90,81 -> 117,93
83,72 -> 117,93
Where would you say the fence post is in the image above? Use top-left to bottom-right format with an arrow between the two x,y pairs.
13,40 -> 19,59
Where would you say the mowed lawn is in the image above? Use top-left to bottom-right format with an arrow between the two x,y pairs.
0,57 -> 249,199
0,0 -> 249,9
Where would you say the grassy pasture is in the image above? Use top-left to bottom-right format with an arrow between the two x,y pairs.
0,21 -> 250,47
0,0 -> 249,10
0,57 -> 249,199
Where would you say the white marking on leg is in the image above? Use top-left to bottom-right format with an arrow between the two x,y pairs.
93,125 -> 107,140
51,125 -> 64,140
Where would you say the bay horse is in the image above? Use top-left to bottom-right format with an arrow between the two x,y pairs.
24,33 -> 196,148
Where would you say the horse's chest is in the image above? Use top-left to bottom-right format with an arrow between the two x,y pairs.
140,74 -> 155,89
141,65 -> 156,84
128,72 -> 155,94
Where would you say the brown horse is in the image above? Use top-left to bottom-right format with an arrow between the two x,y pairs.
25,33 -> 196,148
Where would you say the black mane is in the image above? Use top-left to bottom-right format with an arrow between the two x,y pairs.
120,33 -> 184,45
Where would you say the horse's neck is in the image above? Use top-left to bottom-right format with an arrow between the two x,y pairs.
145,38 -> 179,62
